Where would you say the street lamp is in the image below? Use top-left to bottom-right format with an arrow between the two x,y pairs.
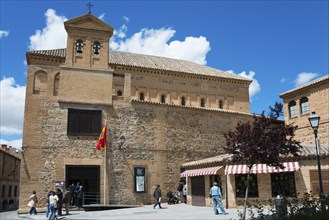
308,111 -> 325,212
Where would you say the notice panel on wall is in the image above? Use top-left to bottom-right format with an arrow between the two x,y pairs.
135,167 -> 145,192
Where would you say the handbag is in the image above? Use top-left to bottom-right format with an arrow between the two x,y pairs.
54,202 -> 58,209
27,200 -> 33,208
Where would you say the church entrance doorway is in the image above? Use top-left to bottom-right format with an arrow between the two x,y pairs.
66,165 -> 100,205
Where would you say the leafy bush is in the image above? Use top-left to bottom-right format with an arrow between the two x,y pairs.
242,193 -> 329,220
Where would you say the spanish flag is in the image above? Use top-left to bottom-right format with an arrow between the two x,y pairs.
96,121 -> 107,151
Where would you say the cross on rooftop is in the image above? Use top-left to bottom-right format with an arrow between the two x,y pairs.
87,2 -> 94,13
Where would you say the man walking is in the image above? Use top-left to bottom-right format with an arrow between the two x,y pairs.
153,184 -> 162,209
209,182 -> 228,215
63,187 -> 72,215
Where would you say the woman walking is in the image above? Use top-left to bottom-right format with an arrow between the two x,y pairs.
27,191 -> 38,215
49,191 -> 59,220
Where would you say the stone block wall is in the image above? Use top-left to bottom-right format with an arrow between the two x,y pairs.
20,93 -> 254,208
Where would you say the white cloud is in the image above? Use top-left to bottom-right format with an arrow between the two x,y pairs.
110,27 -> 210,65
123,16 -> 129,22
0,139 -> 22,150
116,24 -> 128,39
239,71 -> 261,98
280,77 -> 286,83
0,30 -> 9,38
29,9 -> 68,50
98,13 -> 105,21
0,77 -> 26,136
294,72 -> 318,87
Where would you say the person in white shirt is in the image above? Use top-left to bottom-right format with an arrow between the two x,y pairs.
49,191 -> 59,220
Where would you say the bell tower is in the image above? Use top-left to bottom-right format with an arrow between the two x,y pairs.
64,13 -> 113,69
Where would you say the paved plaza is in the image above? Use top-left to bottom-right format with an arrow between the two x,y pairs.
1,203 -> 274,220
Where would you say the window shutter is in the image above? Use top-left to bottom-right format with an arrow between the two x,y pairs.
68,109 -> 80,135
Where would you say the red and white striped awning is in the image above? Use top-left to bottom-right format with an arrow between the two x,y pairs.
180,166 -> 223,177
225,162 -> 300,175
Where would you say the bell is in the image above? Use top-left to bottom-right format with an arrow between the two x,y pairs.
93,43 -> 100,55
76,41 -> 83,53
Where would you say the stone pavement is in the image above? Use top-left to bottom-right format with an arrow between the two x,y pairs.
1,203 -> 275,220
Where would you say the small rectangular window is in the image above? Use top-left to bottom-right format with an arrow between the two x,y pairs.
290,105 -> 297,118
2,185 -> 5,198
135,167 -> 146,192
67,109 -> 101,136
301,101 -> 309,115
8,185 -> 12,197
210,175 -> 222,189
271,172 -> 296,197
235,174 -> 259,198
14,185 -> 18,197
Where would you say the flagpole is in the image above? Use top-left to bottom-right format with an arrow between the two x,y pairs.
104,120 -> 107,205
104,143 -> 106,205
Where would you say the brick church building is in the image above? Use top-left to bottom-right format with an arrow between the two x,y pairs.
20,12 -> 254,209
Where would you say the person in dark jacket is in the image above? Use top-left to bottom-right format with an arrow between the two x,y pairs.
68,183 -> 76,206
153,184 -> 162,209
76,185 -> 84,209
74,182 -> 81,206
56,188 -> 63,216
177,181 -> 184,203
63,188 -> 71,215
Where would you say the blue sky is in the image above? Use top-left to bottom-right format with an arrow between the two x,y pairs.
1,0 -> 328,149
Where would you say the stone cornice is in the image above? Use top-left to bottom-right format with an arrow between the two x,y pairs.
58,99 -> 112,107
60,65 -> 114,74
26,52 -> 65,66
130,99 -> 253,116
112,65 -> 250,86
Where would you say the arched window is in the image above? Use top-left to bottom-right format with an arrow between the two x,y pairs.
76,39 -> 84,53
161,94 -> 166,104
117,90 -> 122,96
33,71 -> 47,95
93,41 -> 101,55
139,92 -> 145,101
288,101 -> 297,118
181,96 -> 186,106
53,73 -> 60,96
219,100 -> 224,109
200,98 -> 205,107
300,97 -> 309,115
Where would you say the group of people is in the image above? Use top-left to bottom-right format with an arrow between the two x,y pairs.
45,183 -> 84,219
153,181 -> 227,216
153,179 -> 187,209
27,182 -> 84,220
68,182 -> 84,208
29,180 -> 227,217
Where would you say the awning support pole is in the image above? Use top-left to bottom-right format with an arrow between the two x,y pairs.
225,166 -> 228,209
